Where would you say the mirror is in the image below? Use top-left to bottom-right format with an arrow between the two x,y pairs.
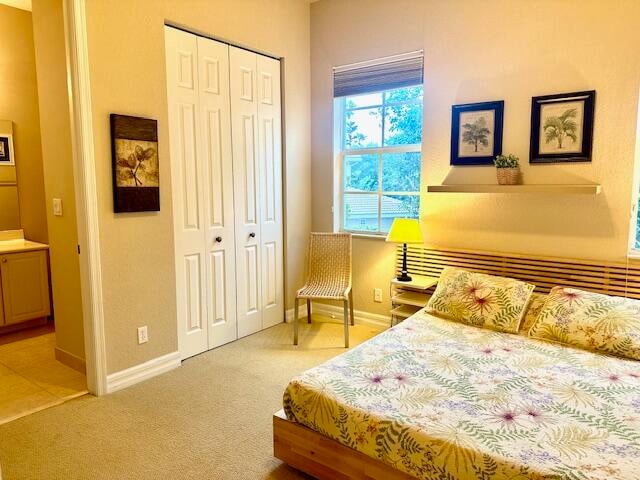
0,120 -> 20,231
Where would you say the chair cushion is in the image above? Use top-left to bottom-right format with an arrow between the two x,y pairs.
297,282 -> 349,300
426,267 -> 535,333
528,286 -> 640,360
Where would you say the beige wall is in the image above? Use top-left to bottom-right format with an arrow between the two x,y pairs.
85,0 -> 311,374
311,0 -> 640,315
32,0 -> 86,363
0,4 -> 48,243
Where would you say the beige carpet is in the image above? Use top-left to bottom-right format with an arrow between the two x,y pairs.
0,315 -> 383,480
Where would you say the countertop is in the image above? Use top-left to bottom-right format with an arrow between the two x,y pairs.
0,239 -> 49,254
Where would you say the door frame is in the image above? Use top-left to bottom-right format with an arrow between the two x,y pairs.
63,0 -> 108,395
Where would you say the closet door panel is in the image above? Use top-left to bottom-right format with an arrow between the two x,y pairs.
168,28 -> 284,353
257,55 -> 284,329
165,26 -> 208,359
230,47 -> 262,338
239,114 -> 258,224
197,36 -> 237,349
184,254 -> 204,333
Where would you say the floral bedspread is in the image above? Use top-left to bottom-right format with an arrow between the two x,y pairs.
283,310 -> 640,479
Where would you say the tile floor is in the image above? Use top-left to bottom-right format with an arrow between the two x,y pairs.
0,332 -> 87,425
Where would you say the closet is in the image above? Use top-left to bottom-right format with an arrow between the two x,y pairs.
164,26 -> 284,360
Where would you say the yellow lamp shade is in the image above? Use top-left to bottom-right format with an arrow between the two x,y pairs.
386,218 -> 423,244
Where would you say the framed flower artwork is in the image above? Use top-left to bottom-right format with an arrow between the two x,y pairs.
110,114 -> 159,212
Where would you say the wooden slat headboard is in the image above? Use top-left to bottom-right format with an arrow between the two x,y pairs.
397,245 -> 640,299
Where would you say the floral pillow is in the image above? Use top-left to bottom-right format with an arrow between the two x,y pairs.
426,267 -> 535,333
520,293 -> 547,333
528,286 -> 640,360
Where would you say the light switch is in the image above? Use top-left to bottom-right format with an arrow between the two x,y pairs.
53,198 -> 63,216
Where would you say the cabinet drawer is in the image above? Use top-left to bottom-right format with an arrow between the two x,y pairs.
0,250 -> 51,325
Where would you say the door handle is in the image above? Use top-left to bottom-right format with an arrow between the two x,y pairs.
249,232 -> 256,238
215,236 -> 222,243
1,258 -> 6,263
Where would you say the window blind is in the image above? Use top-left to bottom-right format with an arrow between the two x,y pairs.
333,51 -> 424,98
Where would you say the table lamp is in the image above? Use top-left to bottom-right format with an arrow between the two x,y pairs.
386,218 -> 423,282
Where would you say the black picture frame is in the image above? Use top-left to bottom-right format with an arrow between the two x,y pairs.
450,100 -> 504,166
0,135 -> 13,165
530,90 -> 595,164
110,114 -> 160,213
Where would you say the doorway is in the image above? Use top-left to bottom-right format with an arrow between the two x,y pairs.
0,0 -> 87,424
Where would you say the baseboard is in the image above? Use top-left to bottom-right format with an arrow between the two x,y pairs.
106,351 -> 181,394
55,347 -> 87,374
285,302 -> 389,329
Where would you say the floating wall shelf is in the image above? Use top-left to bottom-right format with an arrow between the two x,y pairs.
426,184 -> 602,195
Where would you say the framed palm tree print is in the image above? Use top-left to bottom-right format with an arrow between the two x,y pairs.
450,100 -> 504,165
530,90 -> 595,163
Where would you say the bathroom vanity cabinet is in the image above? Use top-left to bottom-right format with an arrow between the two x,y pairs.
0,243 -> 50,327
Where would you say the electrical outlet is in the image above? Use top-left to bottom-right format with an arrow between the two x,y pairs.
374,288 -> 383,303
137,326 -> 148,344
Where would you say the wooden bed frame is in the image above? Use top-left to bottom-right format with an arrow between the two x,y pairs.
274,246 -> 640,479
273,410 -> 414,480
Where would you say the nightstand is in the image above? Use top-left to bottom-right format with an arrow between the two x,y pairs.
390,275 -> 438,326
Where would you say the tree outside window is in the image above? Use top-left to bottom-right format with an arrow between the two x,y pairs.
340,86 -> 422,234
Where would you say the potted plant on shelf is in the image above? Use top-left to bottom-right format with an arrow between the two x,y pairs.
494,154 -> 520,185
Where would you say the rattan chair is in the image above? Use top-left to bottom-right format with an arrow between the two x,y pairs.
293,232 -> 354,347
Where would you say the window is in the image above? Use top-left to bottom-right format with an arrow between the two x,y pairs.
632,195 -> 640,253
635,201 -> 640,251
337,85 -> 423,234
629,97 -> 640,255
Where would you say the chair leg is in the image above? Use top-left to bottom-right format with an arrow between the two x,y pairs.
293,297 -> 299,345
307,299 -> 311,324
349,290 -> 354,326
343,300 -> 349,348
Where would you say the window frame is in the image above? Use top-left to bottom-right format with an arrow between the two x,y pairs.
627,98 -> 640,258
628,191 -> 640,259
333,87 -> 423,236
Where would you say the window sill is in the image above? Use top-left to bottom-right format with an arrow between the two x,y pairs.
627,250 -> 640,261
349,233 -> 387,240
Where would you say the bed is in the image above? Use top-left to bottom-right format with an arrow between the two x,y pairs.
278,310 -> 640,479
274,248 -> 640,480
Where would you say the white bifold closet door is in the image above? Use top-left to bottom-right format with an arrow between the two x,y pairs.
229,47 -> 284,337
165,26 -> 283,360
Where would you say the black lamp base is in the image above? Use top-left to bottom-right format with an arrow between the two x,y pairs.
396,272 -> 412,282
396,242 -> 412,282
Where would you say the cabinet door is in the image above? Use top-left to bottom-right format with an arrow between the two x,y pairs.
0,274 -> 4,325
0,250 -> 50,325
230,46 -> 263,338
